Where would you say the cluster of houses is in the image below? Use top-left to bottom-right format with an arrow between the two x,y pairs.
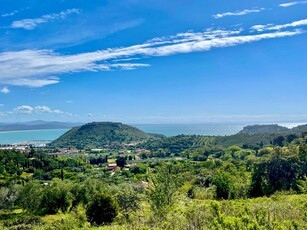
0,140 -> 50,152
107,162 -> 137,172
0,144 -> 28,151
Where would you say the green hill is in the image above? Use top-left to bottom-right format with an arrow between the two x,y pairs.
139,123 -> 307,152
291,124 -> 307,134
50,122 -> 162,149
238,124 -> 289,134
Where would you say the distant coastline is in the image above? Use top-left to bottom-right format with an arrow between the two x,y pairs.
0,122 -> 306,145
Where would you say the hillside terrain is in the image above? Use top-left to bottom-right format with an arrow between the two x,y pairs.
139,124 -> 307,152
51,123 -> 307,151
238,124 -> 289,134
50,122 -> 163,149
1,122 -> 307,229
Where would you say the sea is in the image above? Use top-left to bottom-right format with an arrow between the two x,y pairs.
0,123 -> 304,145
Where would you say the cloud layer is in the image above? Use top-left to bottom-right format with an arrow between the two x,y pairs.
0,19 -> 306,87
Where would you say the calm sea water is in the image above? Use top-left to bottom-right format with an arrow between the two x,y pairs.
0,129 -> 68,144
0,123 -> 304,144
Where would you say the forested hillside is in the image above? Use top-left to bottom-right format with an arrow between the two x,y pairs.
50,122 -> 162,149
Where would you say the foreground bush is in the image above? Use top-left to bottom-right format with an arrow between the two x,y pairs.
86,193 -> 119,225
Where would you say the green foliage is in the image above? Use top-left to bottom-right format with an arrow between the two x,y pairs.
50,122 -> 161,149
0,185 -> 21,210
139,135 -> 214,155
213,171 -> 233,199
40,179 -> 73,214
239,124 -> 289,134
297,176 -> 307,194
147,163 -> 179,214
86,193 -> 119,225
116,185 -> 140,220
250,148 -> 299,196
116,157 -> 126,169
18,181 -> 43,214
1,124 -> 307,229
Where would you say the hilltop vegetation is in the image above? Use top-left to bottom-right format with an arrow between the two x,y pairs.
50,122 -> 162,149
238,124 -> 289,134
50,122 -> 307,153
139,124 -> 307,153
50,122 -> 307,151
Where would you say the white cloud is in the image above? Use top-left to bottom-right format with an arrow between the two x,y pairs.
12,105 -> 68,115
1,10 -> 19,17
251,19 -> 307,32
0,20 -> 305,88
13,105 -> 34,114
53,109 -> 64,114
279,1 -> 307,7
10,9 -> 80,30
213,8 -> 265,19
34,106 -> 52,113
0,87 -> 10,94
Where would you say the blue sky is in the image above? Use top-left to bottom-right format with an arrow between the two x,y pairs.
0,0 -> 306,124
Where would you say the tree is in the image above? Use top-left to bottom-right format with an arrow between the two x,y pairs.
40,180 -> 72,214
0,185 -> 21,210
86,193 -> 119,225
116,157 -> 126,169
148,164 -> 178,214
250,149 -> 298,196
116,186 -> 139,220
287,134 -> 298,143
273,136 -> 285,147
18,181 -> 43,214
213,172 -> 233,199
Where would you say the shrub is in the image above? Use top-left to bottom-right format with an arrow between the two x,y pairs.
86,193 -> 119,225
18,181 -> 43,214
116,186 -> 139,220
40,180 -> 72,214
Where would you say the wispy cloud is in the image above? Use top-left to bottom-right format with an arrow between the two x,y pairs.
0,87 -> 10,94
279,1 -> 307,7
251,19 -> 307,32
1,7 -> 29,17
10,9 -> 80,30
0,20 -> 305,87
213,8 -> 265,19
1,10 -> 19,17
